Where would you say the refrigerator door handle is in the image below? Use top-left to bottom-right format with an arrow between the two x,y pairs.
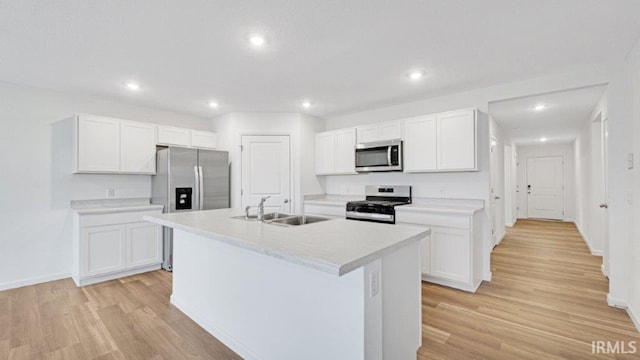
193,165 -> 200,211
198,166 -> 204,210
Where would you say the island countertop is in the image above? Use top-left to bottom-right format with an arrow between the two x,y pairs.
144,208 -> 429,276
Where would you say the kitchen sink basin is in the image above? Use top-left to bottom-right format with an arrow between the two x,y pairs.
262,212 -> 293,221
230,212 -> 293,221
269,215 -> 330,226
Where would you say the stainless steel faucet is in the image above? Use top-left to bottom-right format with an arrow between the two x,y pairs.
257,196 -> 271,221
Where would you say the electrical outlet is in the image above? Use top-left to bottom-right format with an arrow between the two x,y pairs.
370,271 -> 379,298
106,188 -> 115,198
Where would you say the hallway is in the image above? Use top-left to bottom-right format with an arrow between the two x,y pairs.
419,219 -> 640,359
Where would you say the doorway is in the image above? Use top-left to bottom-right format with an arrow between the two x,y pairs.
240,135 -> 292,213
526,156 -> 564,220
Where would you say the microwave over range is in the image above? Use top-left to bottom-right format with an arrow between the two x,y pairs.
355,139 -> 403,172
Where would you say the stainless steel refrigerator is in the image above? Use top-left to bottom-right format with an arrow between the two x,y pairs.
152,147 -> 230,271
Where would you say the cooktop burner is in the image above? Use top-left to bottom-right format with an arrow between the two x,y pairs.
345,185 -> 412,224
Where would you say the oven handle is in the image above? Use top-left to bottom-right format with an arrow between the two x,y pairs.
346,211 -> 394,222
387,146 -> 392,166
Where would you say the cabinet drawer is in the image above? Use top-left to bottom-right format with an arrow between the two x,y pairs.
396,210 -> 470,229
79,209 -> 162,228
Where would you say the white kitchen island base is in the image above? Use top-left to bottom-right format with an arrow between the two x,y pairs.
170,229 -> 422,360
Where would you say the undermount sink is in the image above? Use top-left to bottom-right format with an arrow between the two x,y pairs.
262,212 -> 293,221
230,212 -> 293,221
269,215 -> 330,226
231,213 -> 330,226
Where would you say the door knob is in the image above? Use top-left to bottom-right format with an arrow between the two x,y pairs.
495,196 -> 501,200
599,203 -> 608,209
284,199 -> 289,204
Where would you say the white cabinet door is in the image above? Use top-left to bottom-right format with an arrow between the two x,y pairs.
378,120 -> 403,141
430,226 -> 470,283
125,222 -> 162,268
356,124 -> 379,144
157,126 -> 191,146
403,115 -> 437,172
315,132 -> 336,174
77,115 -> 120,172
334,128 -> 357,174
82,224 -> 126,277
120,120 -> 157,174
437,109 -> 476,170
191,130 -> 218,149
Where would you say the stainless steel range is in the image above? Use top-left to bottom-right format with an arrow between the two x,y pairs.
346,185 -> 411,224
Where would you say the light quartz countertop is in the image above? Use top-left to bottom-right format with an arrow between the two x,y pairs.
71,198 -> 164,215
144,208 -> 429,276
304,196 -> 484,215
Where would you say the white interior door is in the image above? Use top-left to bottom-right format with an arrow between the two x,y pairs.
526,156 -> 564,220
601,117 -> 610,276
241,135 -> 291,214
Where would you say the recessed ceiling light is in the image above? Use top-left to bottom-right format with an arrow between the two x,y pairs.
249,34 -> 266,47
302,101 -> 312,108
534,104 -> 546,111
540,137 -> 547,142
126,82 -> 141,91
208,101 -> 219,109
408,71 -> 424,80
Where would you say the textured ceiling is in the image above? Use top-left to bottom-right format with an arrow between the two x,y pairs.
0,0 -> 639,119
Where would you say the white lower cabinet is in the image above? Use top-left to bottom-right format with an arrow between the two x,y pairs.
396,208 -> 483,292
428,226 -> 470,283
73,207 -> 163,286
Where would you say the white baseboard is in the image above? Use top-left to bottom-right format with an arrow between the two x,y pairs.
0,272 -> 70,292
607,293 -> 628,308
497,232 -> 506,245
575,222 -> 604,256
601,263 -> 608,277
171,295 -> 262,360
627,306 -> 640,333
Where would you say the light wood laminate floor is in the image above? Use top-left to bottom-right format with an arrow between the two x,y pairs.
1,219 -> 638,359
418,219 -> 640,359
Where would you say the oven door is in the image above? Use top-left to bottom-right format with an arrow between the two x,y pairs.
355,140 -> 402,172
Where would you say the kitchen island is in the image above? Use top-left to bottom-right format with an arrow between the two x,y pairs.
145,208 -> 429,360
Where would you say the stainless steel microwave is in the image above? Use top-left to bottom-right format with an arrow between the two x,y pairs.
355,139 -> 403,172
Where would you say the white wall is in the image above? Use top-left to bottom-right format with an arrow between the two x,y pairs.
504,144 -> 517,227
0,81 -> 210,290
489,116 -> 506,244
210,112 -> 324,214
574,92 -> 606,256
627,36 -> 640,329
516,143 -> 575,221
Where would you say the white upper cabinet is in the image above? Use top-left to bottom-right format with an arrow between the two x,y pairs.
190,130 -> 218,149
315,128 -> 356,175
356,120 -> 402,143
402,108 -> 477,173
315,131 -> 336,175
403,115 -> 437,172
356,124 -> 379,143
157,126 -> 218,150
120,120 -> 157,174
157,126 -> 191,147
437,109 -> 476,171
76,115 -> 121,173
75,115 -> 158,174
334,128 -> 357,173
378,120 -> 403,141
